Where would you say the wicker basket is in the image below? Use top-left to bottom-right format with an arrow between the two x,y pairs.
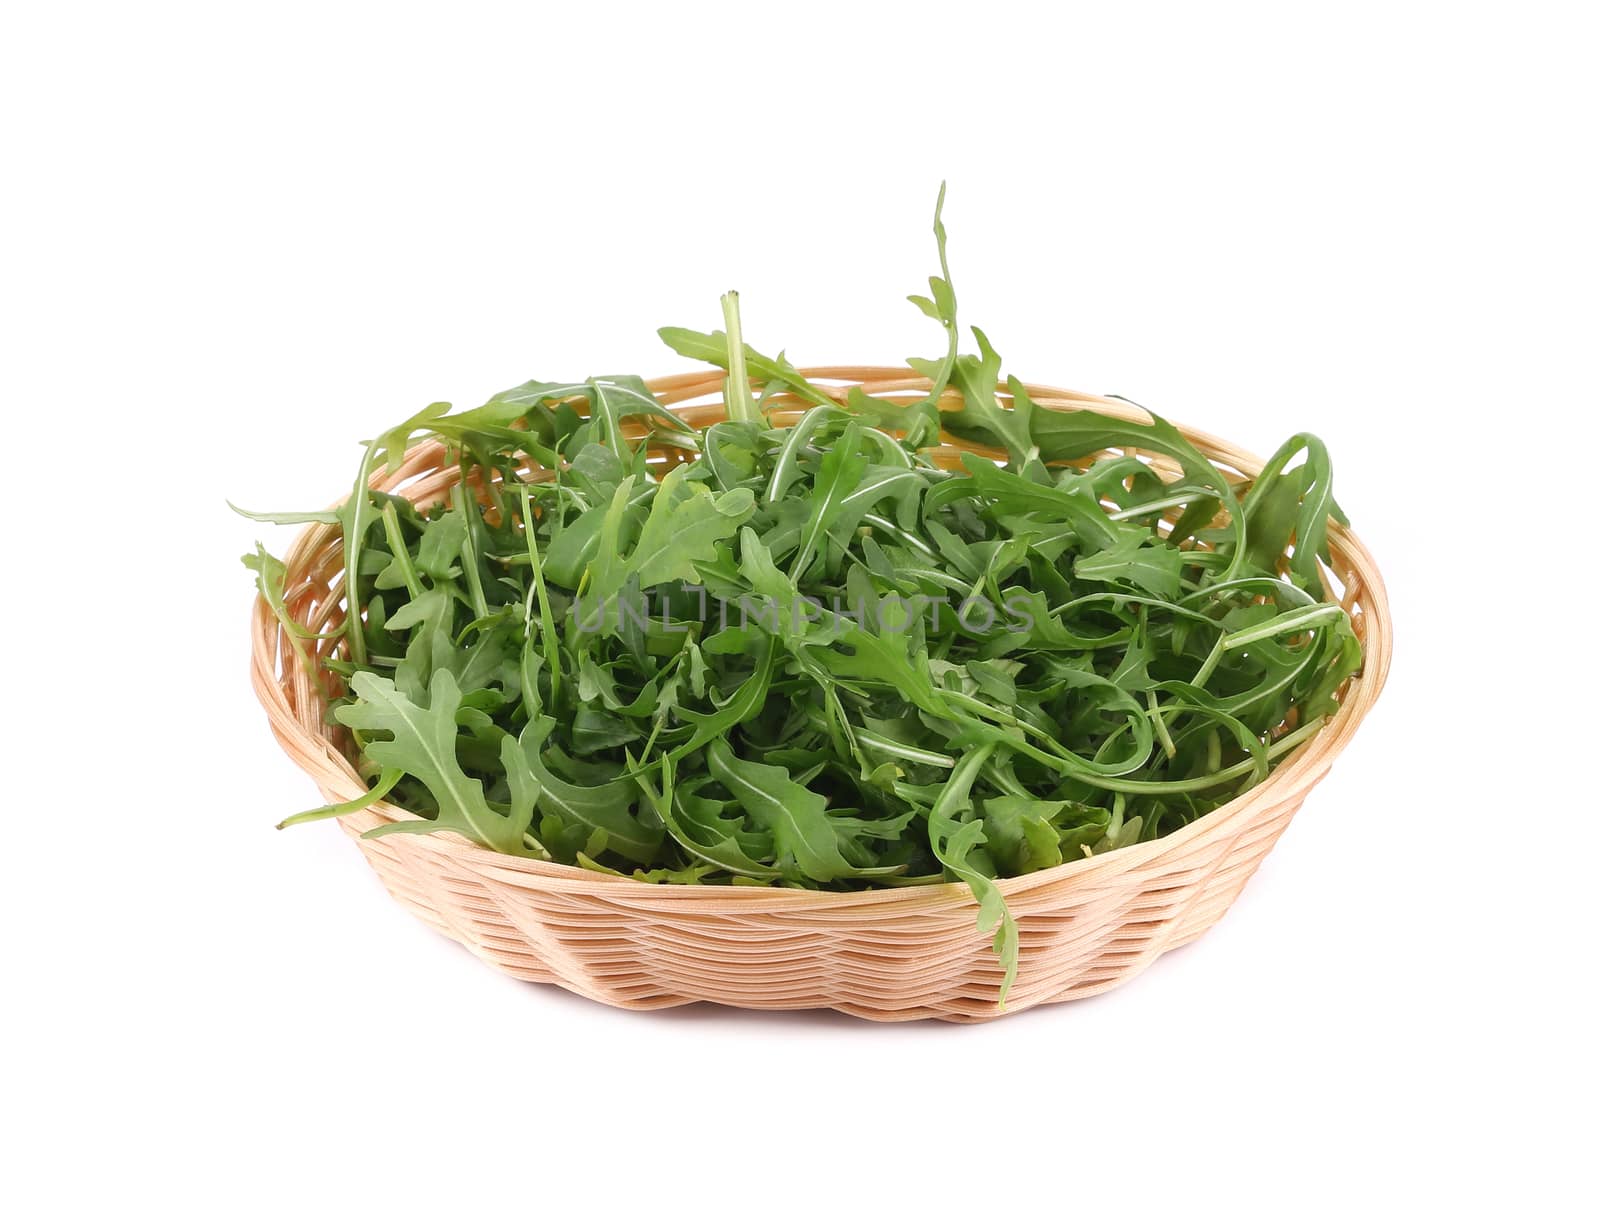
250,367 -> 1391,1022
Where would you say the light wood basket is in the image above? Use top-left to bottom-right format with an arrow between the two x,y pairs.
250,368 -> 1391,1022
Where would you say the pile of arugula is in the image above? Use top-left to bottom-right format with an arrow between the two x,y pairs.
242,190 -> 1362,1001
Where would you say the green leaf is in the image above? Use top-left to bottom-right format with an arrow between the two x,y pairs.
241,544 -> 341,675
657,327 -> 836,407
980,796 -> 1073,874
1027,397 -> 1247,574
632,752 -> 780,880
764,406 -> 847,504
504,717 -> 663,864
542,508 -> 608,589
277,769 -> 403,830
335,671 -> 528,854
1073,531 -> 1185,599
671,636 -> 778,760
789,420 -> 868,579
588,375 -> 697,456
229,501 -> 341,526
1242,432 -> 1338,587
936,452 -> 1120,550
947,332 -> 1036,465
630,465 -> 755,588
581,475 -> 640,605
705,739 -> 857,883
927,745 -> 1019,1005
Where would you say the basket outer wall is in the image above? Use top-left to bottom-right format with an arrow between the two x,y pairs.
250,369 -> 1391,1022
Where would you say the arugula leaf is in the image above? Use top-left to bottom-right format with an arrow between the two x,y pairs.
935,452 -> 1120,551
241,544 -> 341,674
630,465 -> 755,588
905,181 -> 960,416
633,752 -> 781,880
505,717 -> 663,864
705,739 -> 858,883
1073,531 -> 1185,599
980,795 -> 1072,874
927,744 -> 1019,1005
789,421 -> 867,579
587,375 -> 699,454
658,327 -> 835,407
335,671 -> 529,854
948,331 -> 1037,465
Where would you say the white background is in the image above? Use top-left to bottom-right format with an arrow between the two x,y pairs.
4,3 -> 1596,1216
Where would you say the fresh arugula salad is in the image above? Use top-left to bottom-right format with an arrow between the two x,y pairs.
242,190 -> 1362,1000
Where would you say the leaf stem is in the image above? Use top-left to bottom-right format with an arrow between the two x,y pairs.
277,768 -> 402,829
518,484 -> 562,708
379,501 -> 424,598
342,440 -> 378,665
1192,635 -> 1226,689
854,728 -> 956,769
1082,717 -> 1328,795
1147,690 -> 1177,759
721,291 -> 757,425
451,482 -> 490,620
1221,604 -> 1344,651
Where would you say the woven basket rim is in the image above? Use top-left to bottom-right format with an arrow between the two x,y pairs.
250,366 -> 1391,910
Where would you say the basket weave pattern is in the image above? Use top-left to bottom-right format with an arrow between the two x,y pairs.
251,369 -> 1391,1022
